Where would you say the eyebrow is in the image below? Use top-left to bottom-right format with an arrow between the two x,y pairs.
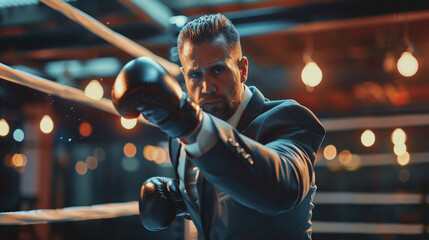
186,61 -> 226,73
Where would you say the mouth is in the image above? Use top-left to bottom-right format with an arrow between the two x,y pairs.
201,99 -> 222,108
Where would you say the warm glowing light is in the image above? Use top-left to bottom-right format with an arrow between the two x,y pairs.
121,157 -> 139,172
345,155 -> 361,171
361,130 -> 375,147
12,153 -> 27,168
323,145 -> 337,160
4,154 -> 12,167
397,51 -> 418,77
121,117 -> 137,130
391,128 -> 406,145
79,122 -> 92,137
338,150 -> 352,165
13,129 -> 25,142
301,61 -> 322,87
84,80 -> 104,100
40,115 -> 54,134
0,119 -> 10,137
153,148 -> 168,165
94,148 -> 106,161
143,145 -> 159,161
397,152 -> 410,166
75,161 -> 88,175
86,156 -> 98,170
123,143 -> 137,158
394,143 -> 407,156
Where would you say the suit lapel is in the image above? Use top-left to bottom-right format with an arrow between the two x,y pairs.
236,86 -> 266,133
196,86 -> 267,238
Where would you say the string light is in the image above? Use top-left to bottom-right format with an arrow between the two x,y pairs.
79,122 -> 92,137
397,152 -> 410,166
13,129 -> 25,142
361,129 -> 375,147
40,115 -> 54,134
84,80 -> 104,100
393,144 -> 407,156
391,128 -> 406,145
123,143 -> 137,158
397,50 -> 418,77
301,61 -> 322,87
75,161 -> 88,175
0,119 -> 10,137
86,156 -> 98,170
338,150 -> 352,165
323,145 -> 337,160
121,117 -> 137,130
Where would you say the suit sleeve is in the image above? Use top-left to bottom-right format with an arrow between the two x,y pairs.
188,101 -> 325,215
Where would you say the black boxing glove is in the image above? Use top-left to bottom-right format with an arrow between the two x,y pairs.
111,57 -> 202,138
139,177 -> 189,231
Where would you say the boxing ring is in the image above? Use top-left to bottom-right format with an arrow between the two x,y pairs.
1,0 -> 429,238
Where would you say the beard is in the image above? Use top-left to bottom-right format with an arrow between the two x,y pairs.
200,86 -> 241,121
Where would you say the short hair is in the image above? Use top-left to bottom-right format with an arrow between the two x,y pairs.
177,13 -> 240,53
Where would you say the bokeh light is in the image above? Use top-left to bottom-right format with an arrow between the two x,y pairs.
345,155 -> 361,171
84,80 -> 104,100
397,152 -> 410,166
361,129 -> 375,147
301,61 -> 322,87
40,115 -> 54,134
13,129 -> 25,142
86,156 -> 98,170
393,144 -> 407,156
11,153 -> 27,168
391,128 -> 407,145
338,150 -> 352,165
79,122 -> 92,137
397,51 -> 418,77
121,117 -> 137,130
0,119 -> 10,137
4,154 -> 12,167
75,161 -> 88,175
323,145 -> 337,160
123,143 -> 137,158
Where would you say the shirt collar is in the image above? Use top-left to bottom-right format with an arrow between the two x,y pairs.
227,84 -> 253,128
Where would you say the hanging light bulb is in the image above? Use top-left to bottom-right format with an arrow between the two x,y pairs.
121,117 -> 137,130
361,129 -> 375,147
301,61 -> 322,87
397,50 -> 418,77
40,115 -> 54,134
0,119 -> 10,137
84,80 -> 104,100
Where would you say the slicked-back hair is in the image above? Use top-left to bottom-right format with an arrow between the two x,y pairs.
177,13 -> 240,54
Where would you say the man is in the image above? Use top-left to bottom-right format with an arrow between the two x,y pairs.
112,13 -> 325,240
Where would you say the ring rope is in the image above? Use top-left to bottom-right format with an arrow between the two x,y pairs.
0,62 -> 153,126
0,201 -> 138,225
39,0 -> 180,78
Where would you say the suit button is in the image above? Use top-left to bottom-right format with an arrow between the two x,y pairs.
242,153 -> 253,165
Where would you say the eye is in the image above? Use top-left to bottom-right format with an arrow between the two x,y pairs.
213,67 -> 224,74
189,71 -> 202,81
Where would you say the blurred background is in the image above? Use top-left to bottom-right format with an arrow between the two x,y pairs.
1,0 -> 429,239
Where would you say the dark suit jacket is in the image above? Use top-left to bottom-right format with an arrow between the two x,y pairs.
169,86 -> 325,240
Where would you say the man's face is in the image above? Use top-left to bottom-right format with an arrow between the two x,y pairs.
179,35 -> 248,121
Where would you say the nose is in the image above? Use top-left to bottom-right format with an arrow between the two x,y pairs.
201,77 -> 216,94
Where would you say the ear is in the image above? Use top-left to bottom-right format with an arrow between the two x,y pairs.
239,56 -> 248,83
